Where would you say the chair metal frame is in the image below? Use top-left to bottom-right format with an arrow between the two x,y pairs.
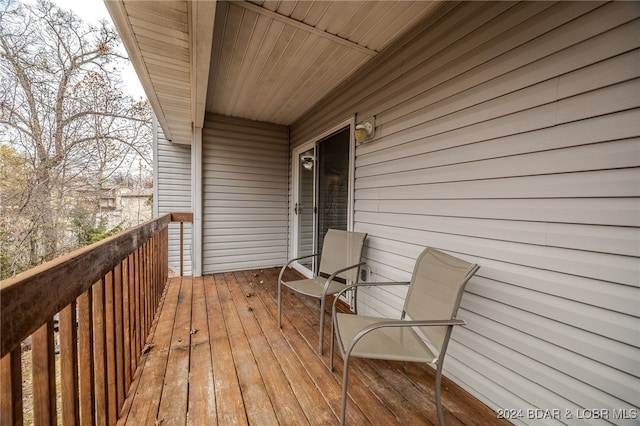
329,247 -> 479,426
278,229 -> 367,354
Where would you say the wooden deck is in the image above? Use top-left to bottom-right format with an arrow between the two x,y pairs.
117,267 -> 506,426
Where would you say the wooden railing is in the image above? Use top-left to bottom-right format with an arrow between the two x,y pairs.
0,212 -> 192,425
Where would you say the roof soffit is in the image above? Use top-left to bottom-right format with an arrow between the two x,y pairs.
106,0 -> 216,145
206,0 -> 442,125
107,1 -> 442,134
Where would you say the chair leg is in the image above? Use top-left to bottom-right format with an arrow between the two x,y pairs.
340,355 -> 351,426
277,281 -> 282,329
329,310 -> 336,371
435,361 -> 445,426
318,297 -> 326,354
329,333 -> 335,371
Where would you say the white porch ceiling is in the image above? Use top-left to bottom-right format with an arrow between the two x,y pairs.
106,0 -> 441,144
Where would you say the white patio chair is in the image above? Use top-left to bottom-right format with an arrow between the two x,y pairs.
278,229 -> 367,354
330,247 -> 479,426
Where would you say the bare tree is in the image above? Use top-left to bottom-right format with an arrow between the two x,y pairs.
0,0 -> 151,271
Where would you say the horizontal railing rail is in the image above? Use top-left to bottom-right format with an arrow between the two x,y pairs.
0,212 -> 192,425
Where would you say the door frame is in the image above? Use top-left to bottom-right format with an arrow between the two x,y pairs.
290,118 -> 356,278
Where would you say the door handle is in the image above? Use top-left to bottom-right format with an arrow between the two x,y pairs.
294,203 -> 300,215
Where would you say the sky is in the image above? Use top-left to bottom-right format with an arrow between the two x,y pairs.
52,0 -> 147,99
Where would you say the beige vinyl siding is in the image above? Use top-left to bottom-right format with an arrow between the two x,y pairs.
291,1 -> 640,423
154,119 -> 192,275
202,114 -> 289,273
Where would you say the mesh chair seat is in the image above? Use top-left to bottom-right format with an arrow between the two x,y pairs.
283,277 -> 346,299
335,313 -> 437,363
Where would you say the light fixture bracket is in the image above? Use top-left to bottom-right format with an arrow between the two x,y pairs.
355,117 -> 375,145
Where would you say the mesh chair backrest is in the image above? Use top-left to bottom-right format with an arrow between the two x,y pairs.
318,229 -> 367,282
404,248 -> 478,353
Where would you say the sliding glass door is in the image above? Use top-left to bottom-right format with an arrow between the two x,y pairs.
292,126 -> 351,276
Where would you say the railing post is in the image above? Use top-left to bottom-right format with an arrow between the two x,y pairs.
180,221 -> 184,277
170,213 -> 193,277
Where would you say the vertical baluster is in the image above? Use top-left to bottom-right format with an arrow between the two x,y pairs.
32,320 -> 56,425
163,226 -> 168,283
155,234 -> 160,304
1,348 -> 23,425
78,288 -> 95,426
140,244 -> 147,345
122,256 -> 132,387
104,270 -> 117,424
150,236 -> 155,310
114,263 -> 125,410
166,225 -> 170,281
149,237 -> 154,313
148,238 -> 153,330
129,252 -> 139,371
60,302 -> 80,424
146,240 -> 152,335
93,278 -> 108,426
153,234 -> 158,306
134,248 -> 142,362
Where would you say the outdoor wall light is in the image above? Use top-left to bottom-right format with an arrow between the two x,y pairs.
355,117 -> 375,144
301,155 -> 315,170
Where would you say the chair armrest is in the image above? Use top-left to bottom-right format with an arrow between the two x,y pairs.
322,262 -> 367,294
345,318 -> 466,356
359,319 -> 467,333
279,253 -> 321,283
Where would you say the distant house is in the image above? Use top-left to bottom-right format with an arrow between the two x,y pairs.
97,187 -> 153,231
108,1 -> 639,424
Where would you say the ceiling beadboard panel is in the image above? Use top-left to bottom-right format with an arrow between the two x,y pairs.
206,0 -> 441,125
109,0 -> 442,141
250,0 -> 434,53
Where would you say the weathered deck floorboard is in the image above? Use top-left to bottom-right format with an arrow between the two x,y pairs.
117,268 -> 506,426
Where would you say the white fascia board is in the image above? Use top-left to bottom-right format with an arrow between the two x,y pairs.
191,1 -> 217,129
104,0 -> 174,143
